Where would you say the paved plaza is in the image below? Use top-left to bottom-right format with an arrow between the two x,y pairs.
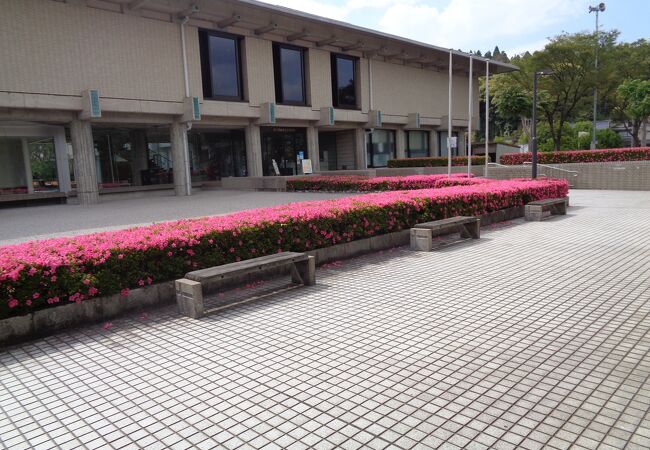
0,190 -> 350,246
1,190 -> 650,449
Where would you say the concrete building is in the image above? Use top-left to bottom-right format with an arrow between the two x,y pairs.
0,0 -> 517,205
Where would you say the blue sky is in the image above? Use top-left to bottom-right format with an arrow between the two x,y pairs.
262,0 -> 648,56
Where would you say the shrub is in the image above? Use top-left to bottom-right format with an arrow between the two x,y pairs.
387,156 -> 486,168
0,179 -> 568,319
500,147 -> 650,165
286,174 -> 484,192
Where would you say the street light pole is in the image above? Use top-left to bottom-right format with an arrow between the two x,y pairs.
589,3 -> 605,150
531,69 -> 553,179
532,72 -> 539,179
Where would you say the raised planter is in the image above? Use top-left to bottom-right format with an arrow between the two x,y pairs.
0,205 -> 530,346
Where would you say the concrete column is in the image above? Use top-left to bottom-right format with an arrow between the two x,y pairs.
170,121 -> 191,196
396,128 -> 407,159
430,130 -> 439,157
245,122 -> 263,177
21,138 -> 34,194
458,131 -> 467,156
354,127 -> 367,170
307,125 -> 320,173
70,119 -> 99,205
130,129 -> 148,186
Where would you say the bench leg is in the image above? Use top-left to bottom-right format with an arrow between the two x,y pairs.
460,221 -> 480,239
176,278 -> 204,319
410,228 -> 432,251
525,205 -> 544,221
292,256 -> 316,286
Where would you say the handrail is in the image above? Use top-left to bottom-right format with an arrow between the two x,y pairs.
522,161 -> 578,176
487,162 -> 509,168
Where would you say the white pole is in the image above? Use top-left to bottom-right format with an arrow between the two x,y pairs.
467,56 -> 473,176
180,17 -> 192,195
447,50 -> 453,178
484,60 -> 490,178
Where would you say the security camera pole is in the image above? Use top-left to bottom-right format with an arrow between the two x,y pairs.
589,3 -> 605,150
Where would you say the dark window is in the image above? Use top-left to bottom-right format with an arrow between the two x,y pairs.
199,30 -> 243,100
406,131 -> 429,158
331,54 -> 357,108
439,131 -> 459,157
366,129 -> 396,168
273,44 -> 306,105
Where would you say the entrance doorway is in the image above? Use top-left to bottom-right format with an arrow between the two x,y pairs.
318,130 -> 356,171
261,127 -> 307,176
188,129 -> 247,181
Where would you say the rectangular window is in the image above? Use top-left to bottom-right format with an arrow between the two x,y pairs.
406,131 -> 429,158
273,44 -> 307,105
439,131 -> 459,157
199,30 -> 243,100
366,129 -> 396,168
331,54 -> 357,108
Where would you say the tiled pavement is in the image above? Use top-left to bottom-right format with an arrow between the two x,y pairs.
1,190 -> 650,450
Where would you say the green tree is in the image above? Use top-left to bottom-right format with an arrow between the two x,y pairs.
614,79 -> 650,146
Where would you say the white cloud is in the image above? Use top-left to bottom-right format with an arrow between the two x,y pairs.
507,38 -> 550,57
376,0 -> 590,52
260,0 -> 591,54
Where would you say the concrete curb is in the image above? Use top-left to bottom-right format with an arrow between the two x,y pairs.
0,205 -> 529,346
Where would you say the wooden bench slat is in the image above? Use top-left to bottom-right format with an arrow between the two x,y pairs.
528,198 -> 566,206
186,252 -> 308,281
415,216 -> 478,230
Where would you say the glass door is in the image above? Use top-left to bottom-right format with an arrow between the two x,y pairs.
261,127 -> 308,176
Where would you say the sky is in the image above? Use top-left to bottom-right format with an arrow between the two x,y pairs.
259,0 -> 649,56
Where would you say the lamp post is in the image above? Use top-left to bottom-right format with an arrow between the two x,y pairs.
589,2 -> 605,150
531,69 -> 553,179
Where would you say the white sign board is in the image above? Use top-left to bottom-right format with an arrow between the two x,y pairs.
272,159 -> 280,176
302,159 -> 313,174
447,136 -> 457,149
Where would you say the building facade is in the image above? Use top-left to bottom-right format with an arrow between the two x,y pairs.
0,0 -> 517,204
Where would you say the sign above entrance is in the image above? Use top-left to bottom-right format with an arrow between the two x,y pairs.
259,102 -> 276,125
317,107 -> 335,127
368,110 -> 382,128
79,89 -> 101,120
182,96 -> 201,122
407,112 -> 421,129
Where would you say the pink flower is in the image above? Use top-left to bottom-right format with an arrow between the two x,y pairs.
167,252 -> 173,257
120,288 -> 129,297
117,254 -> 124,260
32,293 -> 40,299
7,299 -> 18,309
138,279 -> 145,286
88,287 -> 98,296
102,322 -> 113,330
146,277 -> 152,285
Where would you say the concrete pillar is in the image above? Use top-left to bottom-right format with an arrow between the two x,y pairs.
354,127 -> 367,170
458,130 -> 467,156
307,125 -> 320,172
70,119 -> 99,205
170,121 -> 191,196
130,129 -> 148,186
245,122 -> 263,177
396,128 -> 406,159
430,130 -> 439,157
21,138 -> 34,194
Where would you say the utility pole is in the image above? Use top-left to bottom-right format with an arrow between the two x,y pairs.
589,3 -> 606,150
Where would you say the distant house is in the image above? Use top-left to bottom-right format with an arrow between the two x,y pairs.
471,142 -> 521,163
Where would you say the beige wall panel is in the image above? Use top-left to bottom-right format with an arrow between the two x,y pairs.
0,0 -> 192,101
307,49 -> 332,109
243,36 -> 275,106
372,61 -> 475,120
358,58 -> 370,113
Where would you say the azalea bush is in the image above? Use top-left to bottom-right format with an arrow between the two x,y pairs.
287,174 -> 484,192
387,155 -> 486,168
0,179 -> 568,319
500,147 -> 650,165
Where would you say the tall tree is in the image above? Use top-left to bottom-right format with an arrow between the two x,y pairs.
614,79 -> 650,146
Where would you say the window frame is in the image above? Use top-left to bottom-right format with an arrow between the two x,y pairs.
331,53 -> 359,109
406,130 -> 430,158
199,29 -> 244,102
273,43 -> 308,106
366,129 -> 397,168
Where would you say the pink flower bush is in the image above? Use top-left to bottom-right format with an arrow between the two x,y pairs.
0,178 -> 568,319
500,147 -> 650,165
387,155 -> 486,168
287,173 -> 483,192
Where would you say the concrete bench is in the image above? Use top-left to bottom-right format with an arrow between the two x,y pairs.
525,198 -> 567,221
410,216 -> 480,251
176,252 -> 316,318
